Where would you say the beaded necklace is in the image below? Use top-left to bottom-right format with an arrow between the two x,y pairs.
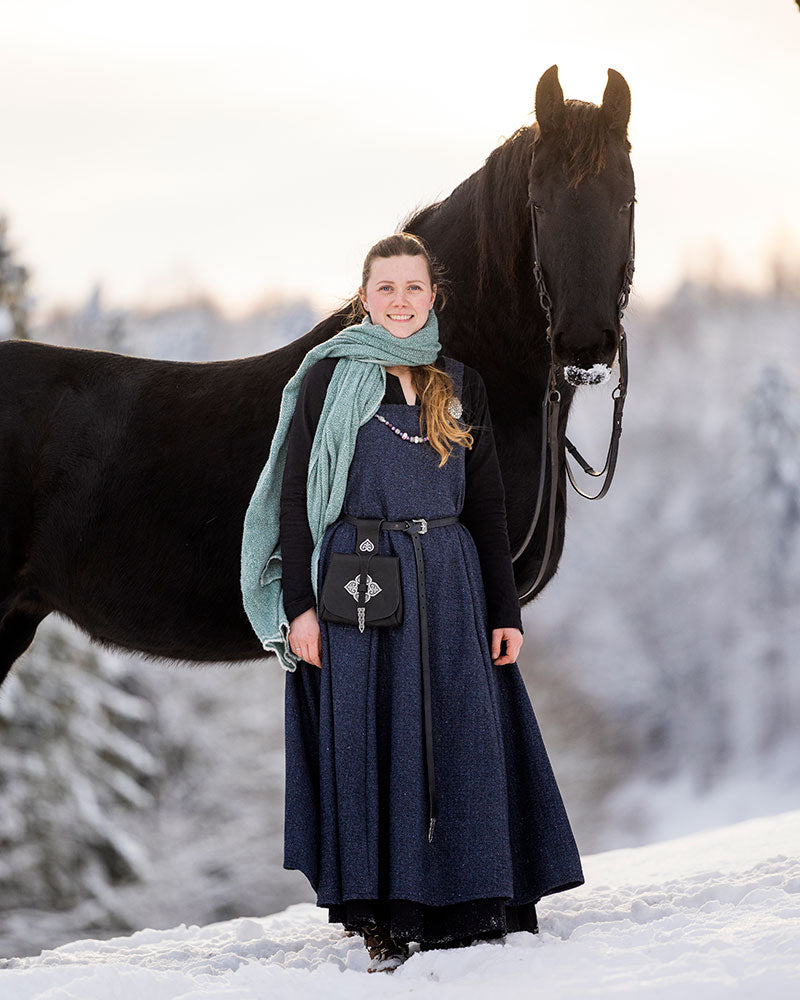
371,389 -> 463,444
372,411 -> 429,443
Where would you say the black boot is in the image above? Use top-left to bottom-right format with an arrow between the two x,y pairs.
361,922 -> 410,973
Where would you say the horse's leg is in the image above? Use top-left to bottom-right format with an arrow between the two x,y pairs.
0,436 -> 45,684
0,597 -> 49,688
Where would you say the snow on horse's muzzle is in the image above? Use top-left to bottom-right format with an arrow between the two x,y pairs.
563,363 -> 613,387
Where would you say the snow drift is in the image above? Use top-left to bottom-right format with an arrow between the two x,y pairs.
2,808 -> 799,999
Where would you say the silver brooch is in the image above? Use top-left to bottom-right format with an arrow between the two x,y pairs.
447,395 -> 463,419
359,538 -> 375,552
344,574 -> 382,602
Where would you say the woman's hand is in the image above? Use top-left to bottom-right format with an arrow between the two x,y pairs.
288,607 -> 322,669
491,627 -> 523,665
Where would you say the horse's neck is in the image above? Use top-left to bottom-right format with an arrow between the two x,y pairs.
439,317 -> 554,423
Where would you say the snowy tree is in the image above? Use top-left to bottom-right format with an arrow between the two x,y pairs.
0,215 -> 31,340
731,365 -> 800,757
0,620 -> 163,915
536,281 -> 800,846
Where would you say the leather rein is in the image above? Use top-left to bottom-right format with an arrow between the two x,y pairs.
511,170 -> 636,602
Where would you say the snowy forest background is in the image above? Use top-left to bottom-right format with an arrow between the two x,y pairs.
0,222 -> 799,958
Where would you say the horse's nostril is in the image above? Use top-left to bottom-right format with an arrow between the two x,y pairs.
602,329 -> 618,358
551,329 -> 568,358
552,328 -> 618,368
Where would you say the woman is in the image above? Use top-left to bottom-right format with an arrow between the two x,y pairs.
242,232 -> 584,973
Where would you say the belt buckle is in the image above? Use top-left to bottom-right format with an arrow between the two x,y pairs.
411,517 -> 428,534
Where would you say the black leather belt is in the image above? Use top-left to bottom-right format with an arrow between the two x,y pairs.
342,513 -> 460,843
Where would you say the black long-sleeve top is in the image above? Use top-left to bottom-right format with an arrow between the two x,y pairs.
279,354 -> 523,634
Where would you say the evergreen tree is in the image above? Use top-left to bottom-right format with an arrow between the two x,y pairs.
0,216 -> 31,340
0,620 -> 163,916
735,365 -> 800,755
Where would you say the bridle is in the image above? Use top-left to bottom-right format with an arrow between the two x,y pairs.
512,161 -> 636,602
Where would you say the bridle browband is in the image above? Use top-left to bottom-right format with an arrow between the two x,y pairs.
512,157 -> 636,602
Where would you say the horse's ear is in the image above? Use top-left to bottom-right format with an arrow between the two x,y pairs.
601,68 -> 631,136
535,64 -> 565,135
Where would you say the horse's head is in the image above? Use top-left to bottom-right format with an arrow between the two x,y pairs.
530,65 -> 635,386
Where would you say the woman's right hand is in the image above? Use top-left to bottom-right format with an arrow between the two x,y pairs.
288,607 -> 322,669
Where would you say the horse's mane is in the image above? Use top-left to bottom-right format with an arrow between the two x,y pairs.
398,99 -> 631,302
398,124 -> 534,299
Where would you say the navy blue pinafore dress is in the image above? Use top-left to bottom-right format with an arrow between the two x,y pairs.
283,356 -> 584,945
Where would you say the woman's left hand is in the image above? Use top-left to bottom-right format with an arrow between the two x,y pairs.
491,627 -> 523,665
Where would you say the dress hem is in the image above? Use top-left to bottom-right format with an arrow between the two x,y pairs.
282,861 -> 585,910
324,894 -> 540,947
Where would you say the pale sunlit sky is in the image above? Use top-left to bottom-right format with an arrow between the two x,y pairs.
1,0 -> 799,322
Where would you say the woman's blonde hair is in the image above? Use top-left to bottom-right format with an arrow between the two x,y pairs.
341,232 -> 473,467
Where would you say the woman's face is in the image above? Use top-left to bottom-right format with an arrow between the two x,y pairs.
359,254 -> 436,339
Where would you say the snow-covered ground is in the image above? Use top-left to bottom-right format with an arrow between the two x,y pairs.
2,809 -> 798,999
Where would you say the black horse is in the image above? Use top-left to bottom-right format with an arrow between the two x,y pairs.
0,65 -> 634,683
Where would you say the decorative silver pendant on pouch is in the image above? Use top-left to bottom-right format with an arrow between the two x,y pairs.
344,573 -> 381,633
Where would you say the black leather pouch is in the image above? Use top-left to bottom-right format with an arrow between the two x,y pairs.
319,519 -> 403,632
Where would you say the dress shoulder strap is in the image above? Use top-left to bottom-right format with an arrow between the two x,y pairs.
441,355 -> 464,398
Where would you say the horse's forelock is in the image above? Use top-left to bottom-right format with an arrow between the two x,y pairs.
534,100 -> 632,189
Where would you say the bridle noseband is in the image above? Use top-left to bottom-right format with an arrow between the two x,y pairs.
513,162 -> 636,602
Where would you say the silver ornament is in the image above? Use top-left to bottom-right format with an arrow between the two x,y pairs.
447,395 -> 463,419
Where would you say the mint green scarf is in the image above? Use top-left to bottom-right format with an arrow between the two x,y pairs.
240,309 -> 441,671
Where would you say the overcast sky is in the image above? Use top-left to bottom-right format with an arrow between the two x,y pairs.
1,0 -> 799,322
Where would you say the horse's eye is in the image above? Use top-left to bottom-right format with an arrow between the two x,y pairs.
532,202 -> 544,213
619,200 -> 633,213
